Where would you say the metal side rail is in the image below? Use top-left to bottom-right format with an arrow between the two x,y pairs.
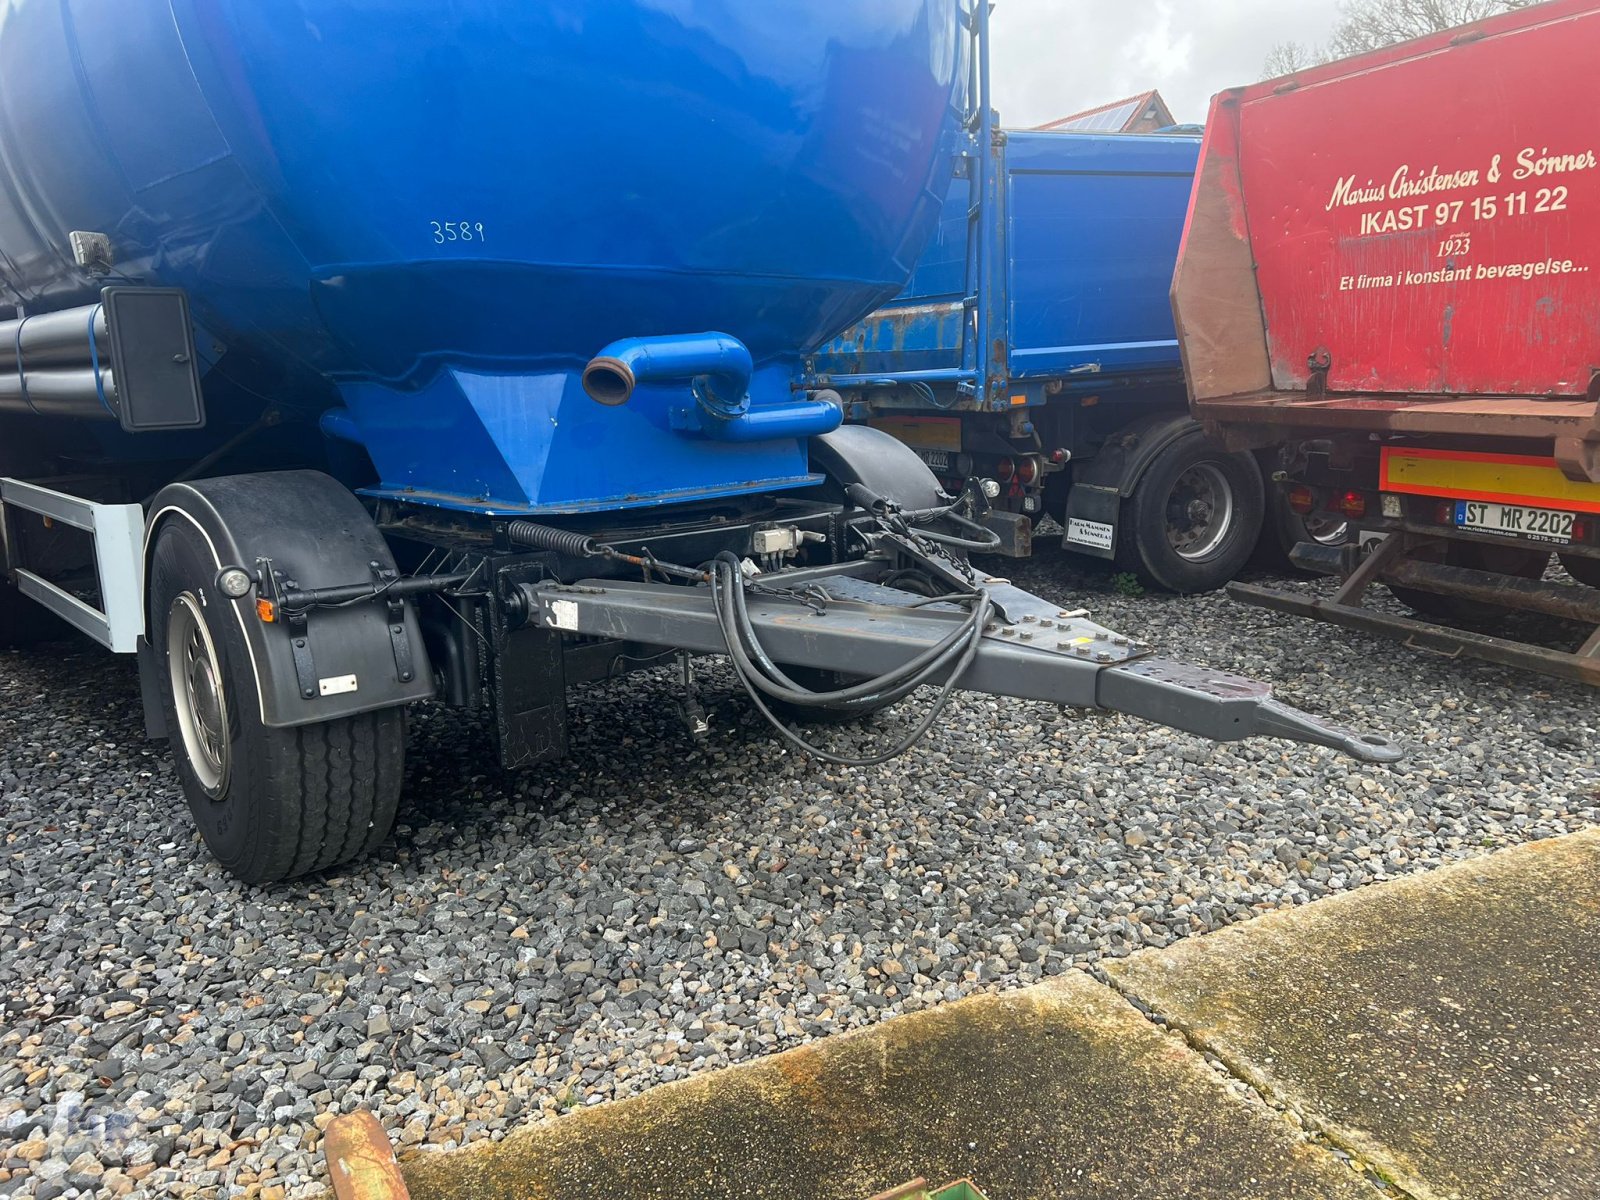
1,477 -> 145,651
521,575 -> 1403,763
1227,537 -> 1600,687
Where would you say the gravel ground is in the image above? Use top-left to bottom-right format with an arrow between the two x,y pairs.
1,549 -> 1596,1198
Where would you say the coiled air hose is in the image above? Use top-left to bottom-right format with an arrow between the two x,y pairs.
506,520 -> 993,766
709,552 -> 990,766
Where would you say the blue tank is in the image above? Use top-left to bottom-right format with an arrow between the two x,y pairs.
0,1 -> 965,512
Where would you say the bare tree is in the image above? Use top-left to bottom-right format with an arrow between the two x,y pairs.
1261,40 -> 1325,78
1327,0 -> 1541,56
1263,0 -> 1542,78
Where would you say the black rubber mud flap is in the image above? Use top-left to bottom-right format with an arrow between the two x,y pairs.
144,470 -> 434,728
808,425 -> 944,511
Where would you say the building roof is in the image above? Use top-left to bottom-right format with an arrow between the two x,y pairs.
1032,90 -> 1175,134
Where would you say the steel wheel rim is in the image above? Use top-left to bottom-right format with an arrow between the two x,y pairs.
1304,512 -> 1349,546
1166,462 -> 1235,561
167,593 -> 230,794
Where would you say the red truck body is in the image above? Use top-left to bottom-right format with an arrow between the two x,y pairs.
1177,0 -> 1600,477
1175,0 -> 1600,684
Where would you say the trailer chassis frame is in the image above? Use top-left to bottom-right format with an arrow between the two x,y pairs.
504,561 -> 1401,761
1232,532 -> 1600,686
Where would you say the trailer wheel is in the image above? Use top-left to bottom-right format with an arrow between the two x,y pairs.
1118,438 -> 1265,593
1559,553 -> 1600,588
149,519 -> 405,883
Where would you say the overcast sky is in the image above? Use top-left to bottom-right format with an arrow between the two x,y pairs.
989,0 -> 1347,127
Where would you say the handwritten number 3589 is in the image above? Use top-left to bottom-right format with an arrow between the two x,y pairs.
431,221 -> 487,244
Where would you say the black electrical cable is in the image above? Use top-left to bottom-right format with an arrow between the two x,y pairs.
502,507 -> 994,765
723,595 -> 987,768
908,508 -> 1002,551
708,552 -> 991,765
714,552 -> 981,710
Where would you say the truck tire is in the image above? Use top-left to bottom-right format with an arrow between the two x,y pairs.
1117,437 -> 1265,593
1261,494 -> 1350,568
148,518 -> 405,883
1559,553 -> 1600,588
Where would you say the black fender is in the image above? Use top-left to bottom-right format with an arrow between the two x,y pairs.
807,424 -> 944,510
1063,413 -> 1217,559
143,470 -> 434,729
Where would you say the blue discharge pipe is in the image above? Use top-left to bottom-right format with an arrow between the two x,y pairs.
582,332 -> 751,409
582,332 -> 839,442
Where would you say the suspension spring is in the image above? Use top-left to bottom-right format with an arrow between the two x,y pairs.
505,520 -> 601,558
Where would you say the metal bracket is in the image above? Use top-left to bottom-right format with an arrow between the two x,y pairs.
0,477 -> 145,652
286,619 -> 317,699
386,600 -> 414,684
258,556 -> 319,700
372,563 -> 417,684
1306,347 -> 1331,399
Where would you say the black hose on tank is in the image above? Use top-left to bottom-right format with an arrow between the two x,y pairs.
504,520 -> 601,558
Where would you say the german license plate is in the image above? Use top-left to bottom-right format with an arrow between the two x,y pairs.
1455,500 -> 1574,543
919,449 -> 950,471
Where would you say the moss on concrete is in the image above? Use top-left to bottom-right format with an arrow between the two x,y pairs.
1109,830 -> 1600,1200
399,971 -> 1377,1200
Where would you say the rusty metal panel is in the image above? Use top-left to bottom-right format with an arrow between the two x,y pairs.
1170,92 -> 1273,403
325,1110 -> 411,1200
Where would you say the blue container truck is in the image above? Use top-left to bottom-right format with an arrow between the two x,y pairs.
0,1 -> 1397,882
810,123 -> 1341,592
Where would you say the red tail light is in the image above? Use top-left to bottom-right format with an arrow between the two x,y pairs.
1338,490 -> 1367,520
1435,500 -> 1455,525
1571,518 -> 1589,542
1014,457 -> 1040,486
996,457 -> 1015,482
1286,485 -> 1315,515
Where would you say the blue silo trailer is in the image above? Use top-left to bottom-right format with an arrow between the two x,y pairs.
811,123 -> 1343,592
0,1 -> 1398,882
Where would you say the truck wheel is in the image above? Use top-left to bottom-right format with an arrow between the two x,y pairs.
149,518 -> 405,883
1118,438 -> 1265,593
1261,495 -> 1349,568
1559,553 -> 1600,588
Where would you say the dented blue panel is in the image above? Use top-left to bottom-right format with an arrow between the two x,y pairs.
0,0 -> 966,512
814,129 -> 1200,404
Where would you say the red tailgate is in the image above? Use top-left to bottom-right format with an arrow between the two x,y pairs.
1190,0 -> 1600,399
